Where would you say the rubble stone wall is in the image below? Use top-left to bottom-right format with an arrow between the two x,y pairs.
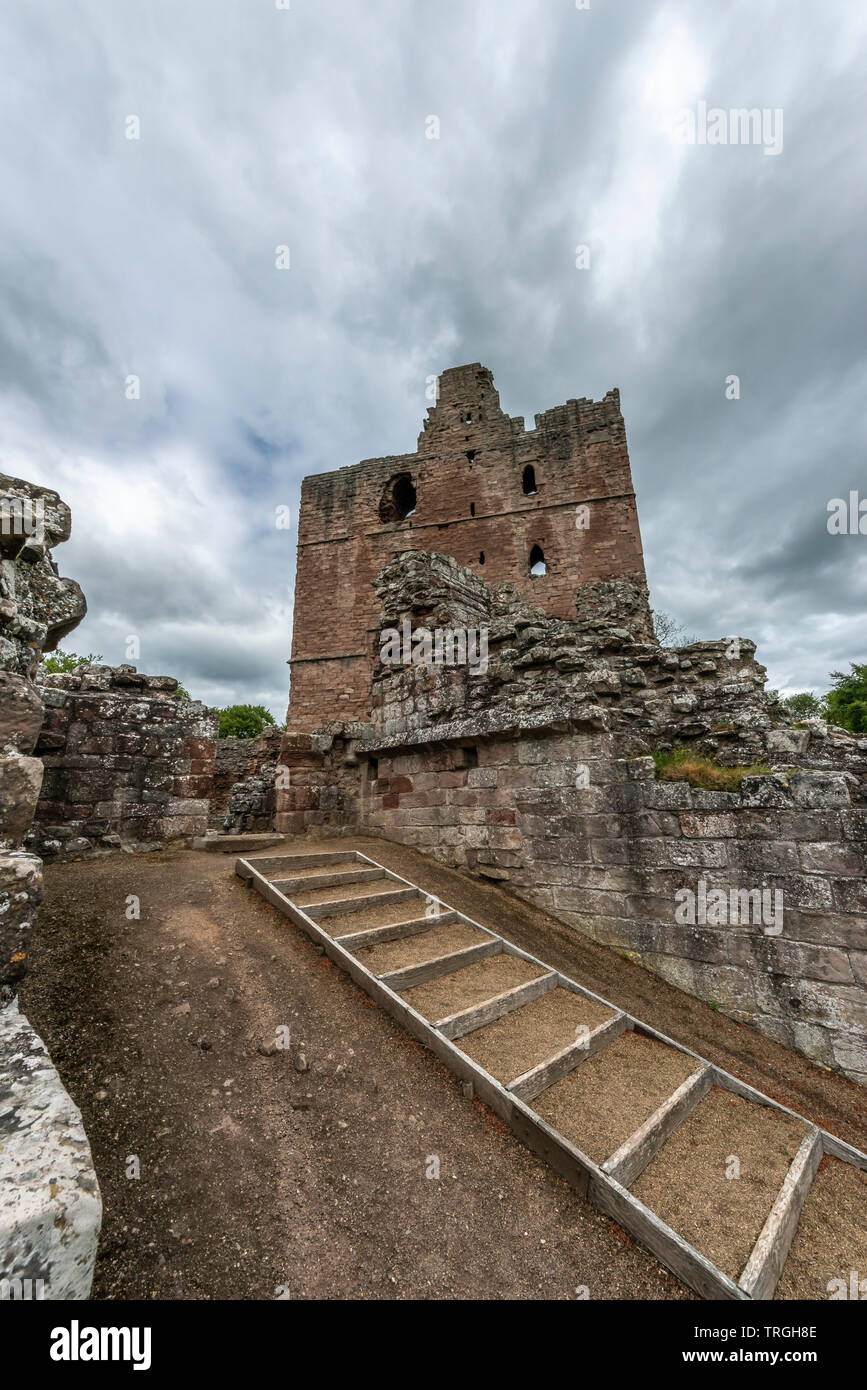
31,665 -> 218,859
210,725 -> 283,829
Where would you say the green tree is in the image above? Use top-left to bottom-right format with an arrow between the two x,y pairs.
780,691 -> 826,719
41,649 -> 102,673
217,704 -> 277,739
825,664 -> 867,733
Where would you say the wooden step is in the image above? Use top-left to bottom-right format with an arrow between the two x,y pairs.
304,886 -> 420,921
378,938 -> 501,992
237,850 -> 360,879
333,911 -> 459,949
271,866 -> 384,893
602,1063 -> 713,1188
629,1086 -> 811,1287
739,1129 -> 823,1300
454,981 -> 613,1081
348,920 -> 492,976
773,1155 -> 867,1299
508,1012 -> 628,1104
435,971 -> 558,1040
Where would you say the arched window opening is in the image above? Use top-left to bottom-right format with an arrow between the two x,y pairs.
529,544 -> 547,577
378,473 -> 417,522
522,464 -> 537,496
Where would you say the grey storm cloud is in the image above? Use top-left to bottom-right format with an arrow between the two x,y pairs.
1,0 -> 865,717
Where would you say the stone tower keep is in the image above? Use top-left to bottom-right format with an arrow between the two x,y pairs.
287,364 -> 648,729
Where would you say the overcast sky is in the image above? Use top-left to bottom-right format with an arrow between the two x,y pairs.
1,0 -> 865,717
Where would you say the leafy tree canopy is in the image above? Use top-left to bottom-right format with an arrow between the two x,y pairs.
217,704 -> 277,739
825,664 -> 867,734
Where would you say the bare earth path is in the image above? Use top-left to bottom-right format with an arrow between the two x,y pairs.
19,846 -> 686,1300
19,837 -> 866,1300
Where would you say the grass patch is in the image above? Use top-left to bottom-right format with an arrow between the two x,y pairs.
652,748 -> 775,792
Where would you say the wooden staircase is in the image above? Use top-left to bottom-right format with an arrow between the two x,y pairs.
237,848 -> 867,1301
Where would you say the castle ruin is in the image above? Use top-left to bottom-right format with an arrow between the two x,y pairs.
277,367 -> 867,1088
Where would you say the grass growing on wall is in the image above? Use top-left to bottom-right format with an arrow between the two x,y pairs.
652,748 -> 775,792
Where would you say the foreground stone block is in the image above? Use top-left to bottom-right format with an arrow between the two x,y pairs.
0,755 -> 44,850
0,1002 -> 101,1299
0,673 -> 45,755
0,851 -> 43,1000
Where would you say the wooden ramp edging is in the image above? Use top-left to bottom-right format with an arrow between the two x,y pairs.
237,848 -> 867,1302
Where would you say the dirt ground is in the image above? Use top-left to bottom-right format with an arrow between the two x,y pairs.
18,834 -> 867,1301
774,1157 -> 867,1299
19,845 -> 687,1301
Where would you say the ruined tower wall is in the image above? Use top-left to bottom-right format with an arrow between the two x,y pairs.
288,364 -> 647,730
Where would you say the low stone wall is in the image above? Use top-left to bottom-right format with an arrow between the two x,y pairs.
278,722 -> 867,1086
364,731 -> 866,1085
31,665 -> 218,858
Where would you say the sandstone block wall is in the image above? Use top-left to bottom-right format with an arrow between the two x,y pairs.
31,665 -> 218,858
288,363 -> 648,729
362,733 -> 867,1086
278,720 -> 867,1087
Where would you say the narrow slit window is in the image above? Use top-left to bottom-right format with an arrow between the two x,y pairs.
529,544 -> 546,576
479,551 -> 485,565
470,502 -> 475,516
522,464 -> 537,495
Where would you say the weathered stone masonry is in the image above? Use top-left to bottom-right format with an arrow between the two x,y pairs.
210,724 -> 283,833
0,473 -> 100,1300
31,664 -> 218,860
0,474 -> 86,1000
277,371 -> 867,1087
